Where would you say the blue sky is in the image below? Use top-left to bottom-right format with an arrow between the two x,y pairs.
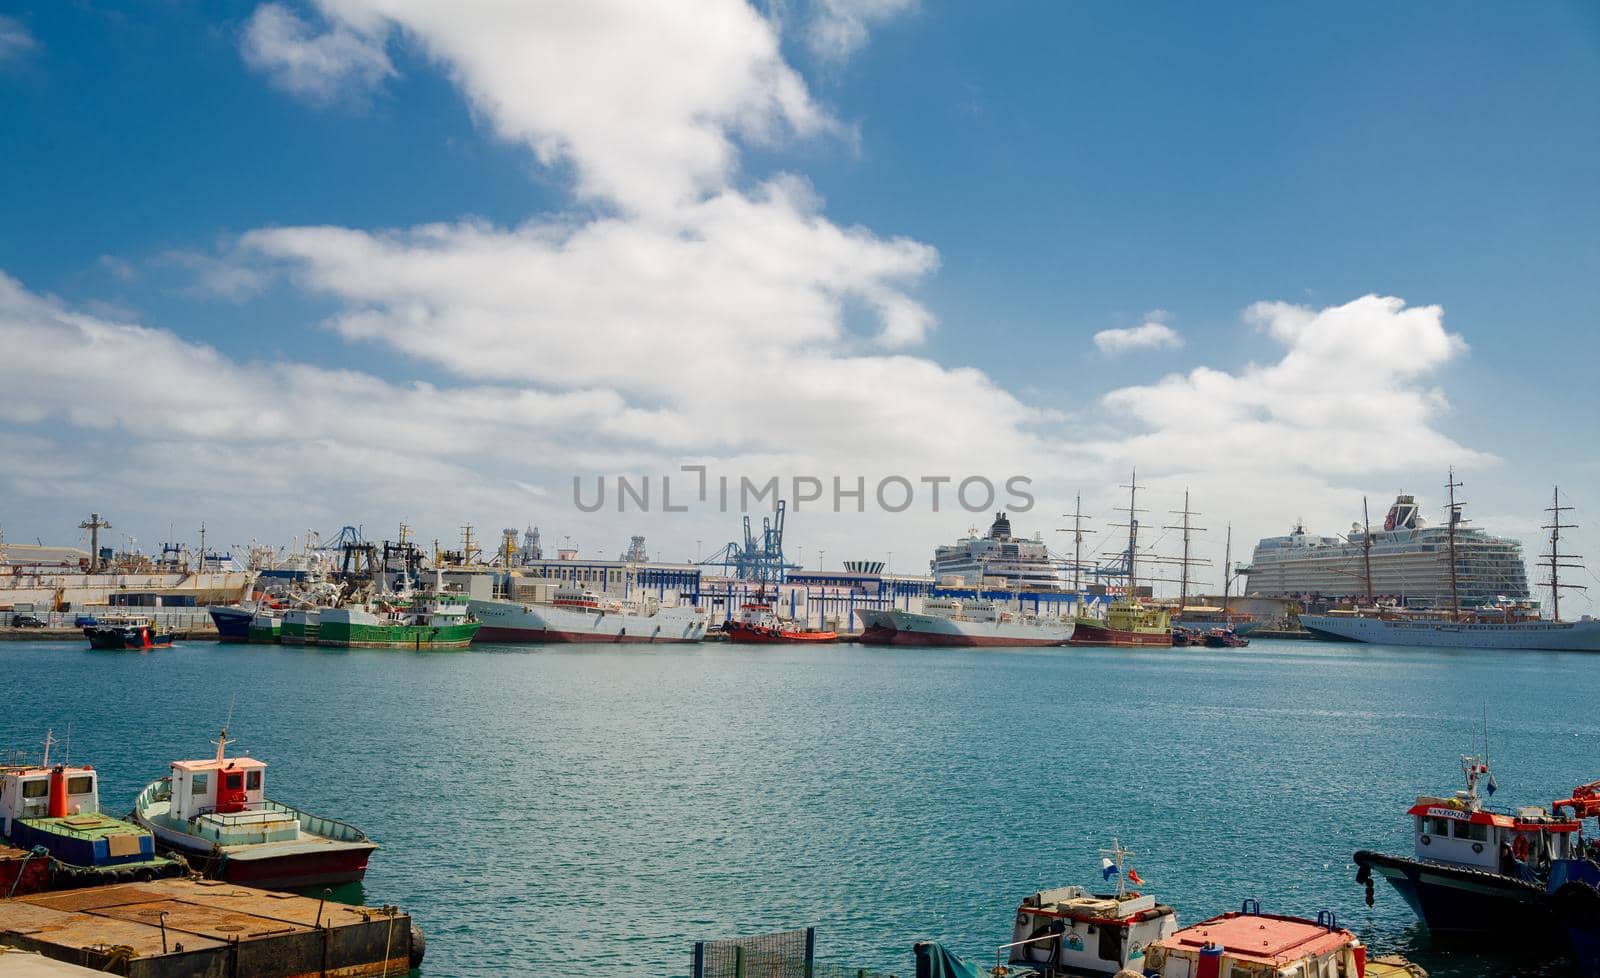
1,1 -> 1596,608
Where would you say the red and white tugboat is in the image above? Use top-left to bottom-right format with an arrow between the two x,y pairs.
132,728 -> 377,889
1003,841 -> 1178,974
720,599 -> 836,644
1353,754 -> 1579,940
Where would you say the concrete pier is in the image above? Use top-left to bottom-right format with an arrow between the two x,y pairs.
0,878 -> 419,978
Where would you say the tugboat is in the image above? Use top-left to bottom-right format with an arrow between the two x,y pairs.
84,617 -> 174,650
1549,781 -> 1600,977
721,599 -> 837,644
1354,754 -> 1578,940
1201,627 -> 1248,648
1,732 -> 176,892
132,728 -> 377,889
1003,841 -> 1177,974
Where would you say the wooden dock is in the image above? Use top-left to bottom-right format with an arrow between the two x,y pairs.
0,878 -> 420,978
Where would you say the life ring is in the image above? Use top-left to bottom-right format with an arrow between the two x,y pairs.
1472,842 -> 1484,854
1420,835 -> 1431,846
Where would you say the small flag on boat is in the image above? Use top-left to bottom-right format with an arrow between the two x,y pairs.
1487,772 -> 1498,796
1101,857 -> 1119,881
1128,868 -> 1144,885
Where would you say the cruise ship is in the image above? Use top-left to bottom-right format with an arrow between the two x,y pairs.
930,513 -> 1068,589
1243,494 -> 1529,608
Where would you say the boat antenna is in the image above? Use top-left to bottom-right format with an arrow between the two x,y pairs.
1539,486 -> 1584,623
1445,469 -> 1463,620
63,721 -> 71,768
1362,496 -> 1375,608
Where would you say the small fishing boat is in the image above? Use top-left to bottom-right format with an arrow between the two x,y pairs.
720,600 -> 836,644
1003,841 -> 1177,975
1143,902 -> 1390,978
1071,596 -> 1172,647
84,617 -> 173,650
1,732 -> 176,892
1354,754 -> 1578,941
132,728 -> 377,889
1201,627 -> 1248,648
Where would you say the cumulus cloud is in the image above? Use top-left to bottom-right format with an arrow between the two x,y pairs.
241,3 -> 394,104
1093,316 -> 1183,355
805,0 -> 916,62
0,14 -> 37,65
1092,295 -> 1480,476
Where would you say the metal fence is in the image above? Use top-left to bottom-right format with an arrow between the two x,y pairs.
691,930 -> 900,978
3,608 -> 217,631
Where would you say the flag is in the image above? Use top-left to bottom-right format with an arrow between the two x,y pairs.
1487,773 -> 1498,797
1128,868 -> 1144,886
1101,857 -> 1119,881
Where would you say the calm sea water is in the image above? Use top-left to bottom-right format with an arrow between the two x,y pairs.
1,638 -> 1593,977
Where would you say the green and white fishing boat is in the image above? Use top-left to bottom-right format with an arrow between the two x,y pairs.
246,609 -> 282,644
280,608 -> 321,645
316,592 -> 478,650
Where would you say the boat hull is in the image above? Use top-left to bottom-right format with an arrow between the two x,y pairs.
855,608 -> 1072,647
208,606 -> 253,642
1303,615 -> 1600,651
1551,861 -> 1600,978
85,627 -> 173,650
1069,621 -> 1171,648
316,610 -> 479,649
720,622 -> 836,643
1355,850 -> 1558,939
469,598 -> 708,643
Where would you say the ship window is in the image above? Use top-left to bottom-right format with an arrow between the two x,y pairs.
21,779 -> 47,799
246,771 -> 261,791
66,776 -> 93,795
191,773 -> 209,796
1452,820 -> 1488,842
1425,816 -> 1453,837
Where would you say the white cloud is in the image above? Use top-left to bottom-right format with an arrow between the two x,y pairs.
1093,318 -> 1183,355
0,14 -> 37,64
805,0 -> 916,62
241,3 -> 394,104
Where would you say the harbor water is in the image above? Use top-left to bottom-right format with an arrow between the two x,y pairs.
1,638 -> 1593,977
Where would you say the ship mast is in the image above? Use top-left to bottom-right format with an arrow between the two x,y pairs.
1111,470 -> 1145,603
1164,491 -> 1206,608
1221,524 -> 1232,622
1538,486 -> 1585,622
1059,494 -> 1092,602
1362,496 -> 1375,608
1445,469 -> 1463,620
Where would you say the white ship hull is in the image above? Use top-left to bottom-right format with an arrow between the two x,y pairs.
0,570 -> 251,609
470,598 -> 708,643
857,607 -> 1073,647
1301,614 -> 1600,651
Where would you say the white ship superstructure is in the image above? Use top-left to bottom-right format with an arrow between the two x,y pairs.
1244,494 -> 1529,607
930,513 -> 1068,589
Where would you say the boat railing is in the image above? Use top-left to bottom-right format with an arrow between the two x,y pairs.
260,799 -> 370,842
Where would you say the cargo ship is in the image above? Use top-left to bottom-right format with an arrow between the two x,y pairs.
857,597 -> 1073,647
132,729 -> 376,889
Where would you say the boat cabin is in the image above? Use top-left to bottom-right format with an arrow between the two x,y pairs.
1144,904 -> 1366,978
1009,885 -> 1177,975
1409,756 -> 1578,875
167,731 -> 301,846
0,763 -> 100,835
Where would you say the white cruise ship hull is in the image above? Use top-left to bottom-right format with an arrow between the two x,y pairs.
470,598 -> 708,643
1302,614 -> 1600,651
857,607 -> 1073,647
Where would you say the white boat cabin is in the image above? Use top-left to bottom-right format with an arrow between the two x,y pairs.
1409,756 -> 1578,874
1010,885 -> 1177,975
0,761 -> 100,834
167,731 -> 301,846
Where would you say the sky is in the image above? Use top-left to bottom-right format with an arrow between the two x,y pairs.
0,1 -> 1597,611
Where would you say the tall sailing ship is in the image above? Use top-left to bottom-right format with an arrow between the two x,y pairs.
1071,471 -> 1172,647
1301,476 -> 1599,651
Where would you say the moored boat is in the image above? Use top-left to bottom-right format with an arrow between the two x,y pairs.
1070,597 -> 1171,647
1142,902 -> 1379,978
472,585 -> 708,643
317,592 -> 479,649
1548,781 -> 1600,977
1201,627 -> 1248,648
1004,841 -> 1176,975
719,600 -> 836,643
247,608 -> 282,644
857,597 -> 1072,647
208,604 -> 255,642
1353,754 -> 1577,941
1,733 -> 176,892
280,607 -> 321,645
132,728 -> 376,889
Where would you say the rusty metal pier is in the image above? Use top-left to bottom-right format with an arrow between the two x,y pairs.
0,878 -> 420,978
